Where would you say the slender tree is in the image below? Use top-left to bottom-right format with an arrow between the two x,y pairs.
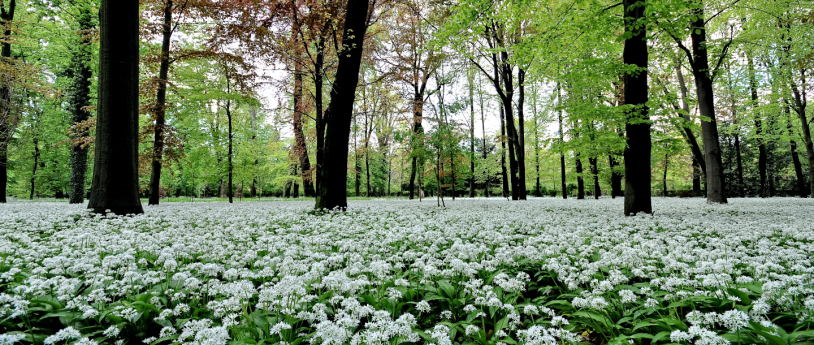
148,0 -> 175,205
87,0 -> 144,215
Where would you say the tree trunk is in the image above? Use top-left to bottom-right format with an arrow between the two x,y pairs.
734,133 -> 744,197
88,0 -> 144,215
314,0 -> 370,210
480,89 -> 489,197
663,153 -> 669,196
499,106 -> 509,198
516,67 -> 527,199
469,67 -> 476,197
292,31 -> 316,197
68,4 -> 93,204
408,93 -> 425,199
30,135 -> 38,199
689,4 -> 726,204
292,165 -> 300,198
314,37 -> 325,192
148,0 -> 173,206
674,60 -> 707,178
499,54 -> 520,200
557,83 -> 567,199
589,157 -> 600,199
226,97 -> 233,203
575,152 -> 585,200
747,54 -> 767,197
787,106 -> 807,197
365,137 -> 371,197
609,155 -> 622,198
354,117 -> 361,197
623,0 -> 652,215
0,0 -> 15,203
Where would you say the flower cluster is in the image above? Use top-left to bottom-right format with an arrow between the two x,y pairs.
0,198 -> 812,344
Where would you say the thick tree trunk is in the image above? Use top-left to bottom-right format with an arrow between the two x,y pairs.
623,0 -> 652,215
292,46 -> 315,197
0,0 -> 15,203
149,0 -> 173,206
68,4 -> 93,204
88,0 -> 144,215
689,5 -> 726,204
314,0 -> 370,210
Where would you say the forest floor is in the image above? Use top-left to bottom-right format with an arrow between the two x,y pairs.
1,197 -> 812,345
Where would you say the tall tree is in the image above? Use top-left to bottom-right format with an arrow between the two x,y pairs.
68,4 -> 94,204
314,0 -> 372,210
87,0 -> 144,215
0,0 -> 15,203
148,0 -> 176,205
669,0 -> 729,203
622,0 -> 652,215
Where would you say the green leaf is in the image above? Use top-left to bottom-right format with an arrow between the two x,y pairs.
727,288 -> 752,305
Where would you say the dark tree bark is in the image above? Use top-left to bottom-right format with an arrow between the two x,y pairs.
0,0 -> 15,203
292,41 -> 315,197
589,157 -> 600,199
516,68 -> 528,199
682,2 -> 727,203
662,153 -> 669,196
408,80 -> 429,200
786,105 -> 807,197
499,106 -> 509,198
353,117 -> 361,197
622,0 -> 652,215
314,0 -> 371,210
68,4 -> 93,204
499,52 -> 521,200
734,132 -> 744,196
314,37 -> 325,192
88,0 -> 144,215
148,0 -> 174,206
30,135 -> 38,199
226,96 -> 233,204
609,155 -> 622,197
250,106 -> 258,197
575,153 -> 584,200
479,88 -> 489,197
557,83 -> 566,199
747,55 -> 767,197
673,61 -> 707,178
469,69 -> 476,197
